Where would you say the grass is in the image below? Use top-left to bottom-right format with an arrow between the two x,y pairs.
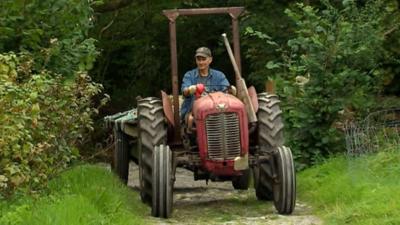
0,164 -> 276,225
2,147 -> 400,225
0,164 -> 147,225
298,148 -> 400,225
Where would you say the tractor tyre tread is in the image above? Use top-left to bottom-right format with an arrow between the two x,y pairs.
273,146 -> 296,214
254,93 -> 284,201
137,97 -> 167,205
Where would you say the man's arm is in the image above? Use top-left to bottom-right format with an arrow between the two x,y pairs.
217,71 -> 236,95
218,71 -> 230,91
181,71 -> 197,97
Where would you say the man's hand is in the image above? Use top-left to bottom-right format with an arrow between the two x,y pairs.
228,85 -> 237,96
183,85 -> 197,96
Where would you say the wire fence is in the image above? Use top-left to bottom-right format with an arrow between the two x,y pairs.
345,108 -> 400,156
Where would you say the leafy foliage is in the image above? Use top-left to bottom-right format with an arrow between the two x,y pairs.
0,0 -> 107,196
0,54 -> 105,196
0,0 -> 98,78
247,0 -> 399,167
241,1 -> 294,90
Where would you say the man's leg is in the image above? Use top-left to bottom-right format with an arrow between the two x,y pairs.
184,111 -> 194,134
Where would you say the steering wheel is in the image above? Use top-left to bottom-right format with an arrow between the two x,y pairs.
196,84 -> 229,96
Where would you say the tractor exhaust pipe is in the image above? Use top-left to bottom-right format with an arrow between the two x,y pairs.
222,33 -> 257,123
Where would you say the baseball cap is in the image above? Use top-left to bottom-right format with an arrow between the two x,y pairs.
195,47 -> 212,58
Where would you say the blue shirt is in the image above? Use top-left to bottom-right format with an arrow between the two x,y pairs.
180,68 -> 229,119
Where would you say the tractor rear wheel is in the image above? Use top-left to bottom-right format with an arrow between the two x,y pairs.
112,127 -> 129,184
232,169 -> 250,190
137,97 -> 167,205
256,93 -> 284,151
254,93 -> 284,200
273,146 -> 296,214
152,144 -> 174,218
253,161 -> 273,200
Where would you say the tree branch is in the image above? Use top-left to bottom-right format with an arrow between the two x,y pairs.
92,0 -> 135,13
99,11 -> 119,38
383,24 -> 399,38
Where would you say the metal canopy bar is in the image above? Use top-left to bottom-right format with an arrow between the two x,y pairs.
163,7 -> 244,18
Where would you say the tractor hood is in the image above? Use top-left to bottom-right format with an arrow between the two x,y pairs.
192,92 -> 246,120
192,92 -> 249,176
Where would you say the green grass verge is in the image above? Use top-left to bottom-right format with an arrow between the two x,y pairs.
0,164 -> 147,225
3,149 -> 400,225
298,149 -> 400,225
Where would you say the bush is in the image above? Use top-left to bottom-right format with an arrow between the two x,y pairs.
246,0 -> 398,168
0,0 -> 109,197
0,53 -> 106,197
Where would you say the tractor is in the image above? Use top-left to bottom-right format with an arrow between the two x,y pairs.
105,7 -> 296,218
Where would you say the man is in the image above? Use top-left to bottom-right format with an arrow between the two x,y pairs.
180,47 -> 230,120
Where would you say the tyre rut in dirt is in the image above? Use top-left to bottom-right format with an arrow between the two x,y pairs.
152,145 -> 173,218
254,93 -> 284,200
112,127 -> 129,184
232,169 -> 250,190
273,146 -> 296,214
137,97 -> 167,205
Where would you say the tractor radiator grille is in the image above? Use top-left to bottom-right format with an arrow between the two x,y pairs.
205,112 -> 241,160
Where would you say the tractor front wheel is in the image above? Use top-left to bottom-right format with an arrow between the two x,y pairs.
253,161 -> 274,200
273,146 -> 296,214
152,144 -> 174,218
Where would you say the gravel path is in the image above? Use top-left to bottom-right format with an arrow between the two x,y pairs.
127,163 -> 322,225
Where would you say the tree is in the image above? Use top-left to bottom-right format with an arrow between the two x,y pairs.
247,0 -> 399,167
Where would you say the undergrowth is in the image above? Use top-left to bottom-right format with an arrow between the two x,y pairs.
0,165 -> 146,225
298,148 -> 400,225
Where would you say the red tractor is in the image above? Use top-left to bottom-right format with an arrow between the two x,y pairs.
105,7 -> 296,218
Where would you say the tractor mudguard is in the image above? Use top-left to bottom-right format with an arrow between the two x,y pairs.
161,90 -> 174,126
248,86 -> 258,113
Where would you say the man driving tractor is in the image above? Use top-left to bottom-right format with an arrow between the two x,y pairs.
180,47 -> 231,120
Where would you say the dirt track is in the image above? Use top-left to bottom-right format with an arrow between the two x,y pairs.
127,163 -> 322,225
